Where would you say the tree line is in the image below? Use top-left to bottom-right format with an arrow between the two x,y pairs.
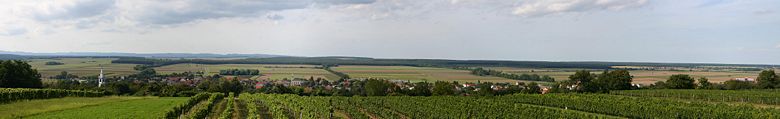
218,69 -> 260,75
464,67 -> 555,82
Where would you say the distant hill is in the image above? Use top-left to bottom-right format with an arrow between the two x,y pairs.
111,56 -> 780,69
0,51 -> 285,58
0,54 -> 28,60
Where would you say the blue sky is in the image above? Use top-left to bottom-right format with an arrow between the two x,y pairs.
0,0 -> 778,64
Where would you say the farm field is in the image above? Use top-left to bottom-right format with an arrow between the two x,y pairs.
488,67 -> 768,84
0,96 -> 145,118
27,58 -> 138,78
332,65 -> 521,83
154,63 -> 340,80
26,97 -> 188,119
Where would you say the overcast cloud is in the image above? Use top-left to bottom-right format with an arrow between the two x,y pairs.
0,0 -> 779,64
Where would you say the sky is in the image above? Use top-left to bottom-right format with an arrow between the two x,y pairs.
0,0 -> 779,64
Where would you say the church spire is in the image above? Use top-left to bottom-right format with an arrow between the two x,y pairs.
98,65 -> 105,87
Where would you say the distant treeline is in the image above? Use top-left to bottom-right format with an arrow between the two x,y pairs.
461,67 -> 555,82
109,57 -> 780,69
218,69 -> 260,75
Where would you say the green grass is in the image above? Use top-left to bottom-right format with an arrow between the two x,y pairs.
26,97 -> 188,119
0,96 -> 145,118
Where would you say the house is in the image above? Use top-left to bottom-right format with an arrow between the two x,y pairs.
255,82 -> 268,89
734,77 -> 755,82
462,83 -> 477,88
290,79 -> 309,86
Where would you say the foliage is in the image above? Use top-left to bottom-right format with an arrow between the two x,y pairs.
507,93 -> 780,119
613,89 -> 780,105
0,88 -> 104,103
164,93 -> 212,119
219,93 -> 235,119
185,93 -> 224,119
466,67 -> 555,82
757,70 -> 779,89
44,61 -> 64,65
218,69 -> 260,75
0,60 -> 42,88
432,81 -> 456,96
662,74 -> 696,89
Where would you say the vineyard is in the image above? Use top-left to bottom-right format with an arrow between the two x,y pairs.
5,90 -> 780,118
236,93 -> 780,119
612,89 -> 780,105
0,88 -> 104,103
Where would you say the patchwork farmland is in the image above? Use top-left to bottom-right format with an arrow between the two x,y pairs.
154,63 -> 341,80
332,65 -> 520,83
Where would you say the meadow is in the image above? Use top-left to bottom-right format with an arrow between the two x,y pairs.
0,96 -> 145,118
154,63 -> 340,80
332,65 -> 520,83
26,97 -> 188,119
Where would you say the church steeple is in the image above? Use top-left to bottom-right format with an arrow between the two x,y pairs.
98,65 -> 105,87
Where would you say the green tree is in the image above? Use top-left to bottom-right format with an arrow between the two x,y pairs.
568,70 -> 597,92
0,60 -> 42,88
364,79 -> 391,96
522,82 -> 541,94
665,74 -> 696,89
432,81 -> 455,96
723,80 -> 754,90
756,70 -> 778,89
697,77 -> 712,89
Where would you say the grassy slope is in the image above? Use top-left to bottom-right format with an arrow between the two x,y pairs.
0,96 -> 145,118
26,97 -> 188,119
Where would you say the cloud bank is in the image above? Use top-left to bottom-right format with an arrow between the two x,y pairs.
512,0 -> 648,17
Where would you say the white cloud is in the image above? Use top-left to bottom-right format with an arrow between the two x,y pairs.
776,44 -> 780,48
512,0 -> 648,17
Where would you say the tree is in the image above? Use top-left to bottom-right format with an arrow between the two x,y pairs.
432,81 -> 455,96
756,70 -> 778,89
723,80 -> 754,90
134,65 -> 157,79
0,60 -> 42,88
568,70 -> 598,92
364,79 -> 391,96
697,77 -> 712,89
665,74 -> 696,89
522,82 -> 541,94
409,82 -> 432,96
473,82 -> 494,96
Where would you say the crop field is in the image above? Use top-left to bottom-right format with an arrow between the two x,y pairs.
26,97 -> 188,119
488,67 -> 769,84
332,65 -> 519,83
154,64 -> 340,80
27,58 -> 138,78
0,96 -> 145,118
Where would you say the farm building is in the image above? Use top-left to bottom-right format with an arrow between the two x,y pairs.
733,77 -> 755,82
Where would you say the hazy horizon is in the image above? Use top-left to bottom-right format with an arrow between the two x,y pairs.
1,0 -> 779,64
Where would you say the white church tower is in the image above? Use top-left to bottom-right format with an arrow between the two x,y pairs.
98,65 -> 105,87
